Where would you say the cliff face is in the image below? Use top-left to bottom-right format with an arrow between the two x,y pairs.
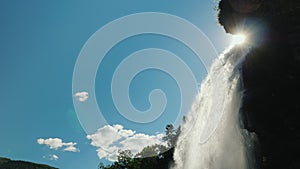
218,1 -> 300,168
0,157 -> 58,169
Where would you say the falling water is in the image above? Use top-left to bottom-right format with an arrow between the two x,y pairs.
172,45 -> 256,169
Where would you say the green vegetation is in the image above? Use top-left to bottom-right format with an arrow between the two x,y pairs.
0,157 -> 57,169
99,124 -> 179,169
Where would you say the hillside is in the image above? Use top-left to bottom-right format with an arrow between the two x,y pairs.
218,0 -> 300,168
0,157 -> 57,169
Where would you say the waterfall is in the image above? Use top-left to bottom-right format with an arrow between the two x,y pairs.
172,45 -> 256,169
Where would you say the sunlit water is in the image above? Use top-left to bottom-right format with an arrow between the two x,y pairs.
172,45 -> 257,169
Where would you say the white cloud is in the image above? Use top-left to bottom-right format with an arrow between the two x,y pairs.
49,154 -> 59,161
37,138 -> 80,152
37,138 -> 63,150
119,128 -> 135,138
74,91 -> 89,102
96,146 -> 119,161
120,133 -> 164,155
64,143 -> 79,152
87,125 -> 124,148
86,124 -> 166,162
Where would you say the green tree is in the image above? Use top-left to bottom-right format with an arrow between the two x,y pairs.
99,150 -> 141,169
98,162 -> 109,169
135,144 -> 167,158
98,124 -> 179,169
162,124 -> 179,147
117,149 -> 134,168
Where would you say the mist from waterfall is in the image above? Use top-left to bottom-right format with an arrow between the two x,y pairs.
172,45 -> 256,169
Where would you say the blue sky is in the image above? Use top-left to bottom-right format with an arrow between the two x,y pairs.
0,0 -> 232,169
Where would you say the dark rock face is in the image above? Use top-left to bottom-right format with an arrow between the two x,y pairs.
0,157 -> 58,169
218,0 -> 300,168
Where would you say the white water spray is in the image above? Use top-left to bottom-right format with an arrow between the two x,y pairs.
172,45 -> 256,169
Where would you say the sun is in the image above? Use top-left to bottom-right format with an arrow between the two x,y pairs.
231,33 -> 247,45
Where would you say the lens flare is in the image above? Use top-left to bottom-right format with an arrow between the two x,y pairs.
231,33 -> 246,45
